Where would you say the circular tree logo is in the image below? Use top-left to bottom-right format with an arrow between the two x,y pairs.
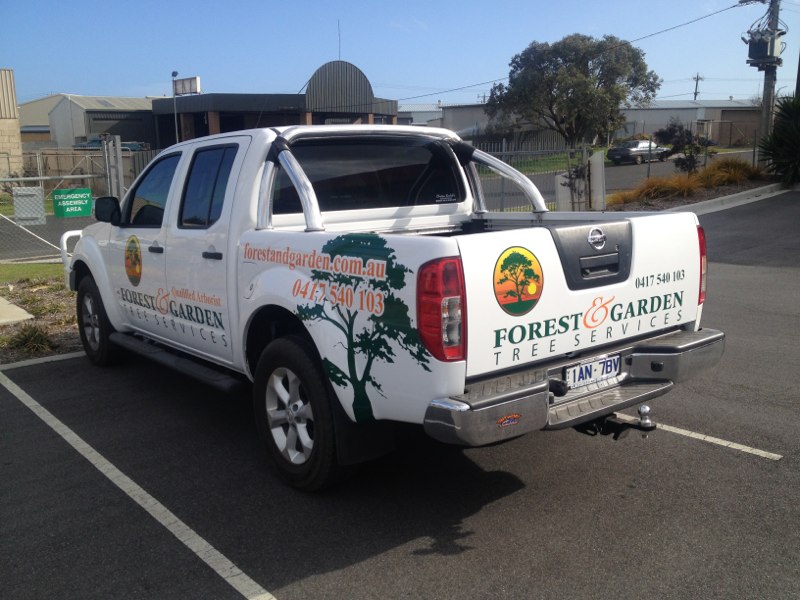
124,236 -> 142,287
493,246 -> 543,316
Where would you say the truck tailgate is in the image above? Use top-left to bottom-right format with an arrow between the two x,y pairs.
456,212 -> 702,378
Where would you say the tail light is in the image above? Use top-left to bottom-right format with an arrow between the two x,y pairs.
417,257 -> 467,361
698,225 -> 707,305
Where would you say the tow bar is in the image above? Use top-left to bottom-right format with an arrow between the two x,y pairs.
575,404 -> 657,440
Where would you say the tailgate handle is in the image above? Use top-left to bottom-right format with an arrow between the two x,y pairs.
579,253 -> 619,278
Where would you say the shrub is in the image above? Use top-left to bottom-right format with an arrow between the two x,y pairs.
696,157 -> 764,187
653,118 -> 693,148
606,190 -> 640,206
637,175 -> 700,200
759,95 -> 800,185
7,324 -> 53,355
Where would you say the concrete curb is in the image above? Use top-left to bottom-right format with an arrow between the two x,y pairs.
663,183 -> 787,215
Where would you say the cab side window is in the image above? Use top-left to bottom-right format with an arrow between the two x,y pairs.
126,154 -> 180,227
272,167 -> 302,215
180,145 -> 238,229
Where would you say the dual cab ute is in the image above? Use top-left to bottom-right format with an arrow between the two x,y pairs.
62,125 -> 724,490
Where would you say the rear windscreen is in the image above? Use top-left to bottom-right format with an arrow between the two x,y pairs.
272,137 -> 466,214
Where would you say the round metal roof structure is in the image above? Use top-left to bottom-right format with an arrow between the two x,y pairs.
305,60 -> 374,114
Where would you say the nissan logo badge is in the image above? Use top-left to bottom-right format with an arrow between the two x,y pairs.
588,227 -> 606,250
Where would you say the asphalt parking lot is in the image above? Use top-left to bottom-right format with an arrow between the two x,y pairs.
2,192 -> 798,600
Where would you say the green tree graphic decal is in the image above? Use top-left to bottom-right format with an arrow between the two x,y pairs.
297,233 -> 430,422
498,251 -> 539,307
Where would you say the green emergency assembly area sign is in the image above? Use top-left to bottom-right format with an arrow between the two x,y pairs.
53,188 -> 93,218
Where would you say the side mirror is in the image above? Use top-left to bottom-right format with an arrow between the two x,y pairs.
95,196 -> 121,226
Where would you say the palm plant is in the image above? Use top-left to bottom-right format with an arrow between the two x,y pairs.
759,95 -> 800,185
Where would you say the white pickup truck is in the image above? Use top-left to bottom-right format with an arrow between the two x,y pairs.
62,125 -> 724,490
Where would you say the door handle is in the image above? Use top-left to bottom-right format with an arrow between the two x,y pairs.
202,251 -> 223,260
148,244 -> 164,254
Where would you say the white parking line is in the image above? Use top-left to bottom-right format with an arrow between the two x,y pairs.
617,413 -> 783,461
0,371 -> 276,600
0,351 -> 86,371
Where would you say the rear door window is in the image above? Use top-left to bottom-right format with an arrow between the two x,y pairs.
273,137 -> 465,214
179,145 -> 238,228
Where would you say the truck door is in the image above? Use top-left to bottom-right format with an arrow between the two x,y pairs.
163,139 -> 246,364
107,152 -> 181,340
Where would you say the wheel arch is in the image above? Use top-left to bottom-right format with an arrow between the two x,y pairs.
244,304 -> 398,468
71,259 -> 92,291
243,304 -> 314,380
69,257 -> 127,331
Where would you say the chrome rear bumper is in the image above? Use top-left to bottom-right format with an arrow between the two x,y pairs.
423,328 -> 725,445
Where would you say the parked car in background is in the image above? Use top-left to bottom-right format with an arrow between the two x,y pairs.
607,140 -> 669,165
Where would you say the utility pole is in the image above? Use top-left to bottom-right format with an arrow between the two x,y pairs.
171,71 -> 179,144
742,0 -> 784,156
760,0 -> 781,138
693,73 -> 704,101
796,47 -> 800,97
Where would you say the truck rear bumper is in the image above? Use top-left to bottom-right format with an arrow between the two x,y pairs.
423,328 -> 724,445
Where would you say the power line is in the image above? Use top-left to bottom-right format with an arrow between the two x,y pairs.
394,78 -> 507,102
388,3 -> 747,103
627,3 -> 742,46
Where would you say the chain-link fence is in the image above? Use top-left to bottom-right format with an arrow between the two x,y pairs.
0,141 -> 597,265
0,147 -> 155,263
474,141 -> 600,212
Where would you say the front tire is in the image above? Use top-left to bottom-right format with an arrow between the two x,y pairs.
634,155 -> 643,165
253,336 -> 340,491
76,276 -> 118,366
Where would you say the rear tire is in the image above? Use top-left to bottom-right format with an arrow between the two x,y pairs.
634,155 -> 643,165
253,336 -> 341,491
76,276 -> 118,366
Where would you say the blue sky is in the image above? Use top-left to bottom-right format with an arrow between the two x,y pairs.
3,0 -> 799,106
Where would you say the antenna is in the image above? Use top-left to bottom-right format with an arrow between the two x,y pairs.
338,20 -> 341,60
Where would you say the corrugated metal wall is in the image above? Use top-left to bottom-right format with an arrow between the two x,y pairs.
0,69 -> 20,119
306,61 -> 374,113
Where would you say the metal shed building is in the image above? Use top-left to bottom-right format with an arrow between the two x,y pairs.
48,95 -> 156,148
151,61 -> 398,147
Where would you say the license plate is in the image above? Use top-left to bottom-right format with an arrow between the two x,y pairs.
565,354 -> 621,389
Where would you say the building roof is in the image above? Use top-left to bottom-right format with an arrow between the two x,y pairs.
152,93 -> 306,115
56,95 -> 153,111
398,103 -> 441,113
18,94 -> 62,126
19,94 -> 154,128
636,99 -> 760,110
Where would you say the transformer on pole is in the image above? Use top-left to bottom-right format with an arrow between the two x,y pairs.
740,0 -> 785,145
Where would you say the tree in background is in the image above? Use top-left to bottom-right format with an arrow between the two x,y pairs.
654,118 -> 704,174
759,95 -> 800,185
486,34 -> 661,148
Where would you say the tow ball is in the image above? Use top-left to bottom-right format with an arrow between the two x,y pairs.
575,404 -> 657,440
